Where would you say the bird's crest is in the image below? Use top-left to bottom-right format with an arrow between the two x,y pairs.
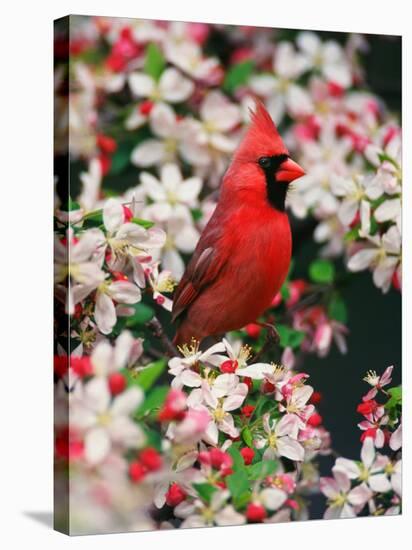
232,100 -> 289,164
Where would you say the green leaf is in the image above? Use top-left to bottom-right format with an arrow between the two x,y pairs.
61,197 -> 81,212
131,217 -> 155,229
136,385 -> 169,417
127,359 -> 166,391
385,386 -> 402,409
109,142 -> 134,175
142,426 -> 162,450
223,60 -> 254,94
309,259 -> 335,284
241,426 -> 253,447
144,43 -> 165,81
226,470 -> 250,500
328,294 -> 348,324
125,303 -> 155,327
253,395 -> 279,419
344,227 -> 360,243
82,209 -> 103,228
280,283 -> 290,301
228,445 -> 246,471
247,459 -> 279,480
378,152 -> 398,168
191,208 -> 203,222
276,324 -> 305,349
233,491 -> 251,509
193,483 -> 217,503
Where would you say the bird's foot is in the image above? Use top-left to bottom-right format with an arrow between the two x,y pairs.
261,322 -> 280,346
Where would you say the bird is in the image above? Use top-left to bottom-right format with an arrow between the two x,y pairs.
172,101 -> 305,347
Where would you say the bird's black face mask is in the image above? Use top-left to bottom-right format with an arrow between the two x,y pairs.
258,154 -> 290,211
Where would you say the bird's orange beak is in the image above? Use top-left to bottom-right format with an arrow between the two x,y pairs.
277,158 -> 305,183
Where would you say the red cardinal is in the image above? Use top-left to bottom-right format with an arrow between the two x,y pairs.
172,101 -> 305,346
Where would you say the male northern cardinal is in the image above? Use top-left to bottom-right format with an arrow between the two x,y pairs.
172,101 -> 305,346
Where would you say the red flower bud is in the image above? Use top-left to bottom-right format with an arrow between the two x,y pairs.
307,412 -> 323,427
243,377 -> 253,391
129,461 -> 146,483
246,503 -> 267,523
54,356 -> 68,378
309,391 -> 322,405
392,269 -> 401,291
360,428 -> 377,442
210,448 -> 232,470
166,483 -> 186,507
220,359 -> 238,374
139,100 -> 154,116
139,447 -> 163,472
262,380 -> 276,394
241,405 -> 255,418
111,271 -> 128,282
108,372 -> 126,396
240,447 -> 255,465
70,357 -> 93,378
285,498 -> 299,510
122,205 -> 133,222
357,400 -> 378,416
98,153 -> 111,176
96,133 -> 117,154
245,323 -> 261,339
327,81 -> 344,97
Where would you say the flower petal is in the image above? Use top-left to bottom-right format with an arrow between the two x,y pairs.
84,426 -> 111,465
103,198 -> 124,234
95,291 -> 117,335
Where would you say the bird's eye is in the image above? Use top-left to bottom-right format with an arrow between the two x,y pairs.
258,156 -> 271,169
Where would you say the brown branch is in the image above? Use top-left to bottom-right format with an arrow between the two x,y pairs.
147,316 -> 178,358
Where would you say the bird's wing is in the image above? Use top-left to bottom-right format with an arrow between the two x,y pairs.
172,245 -> 224,323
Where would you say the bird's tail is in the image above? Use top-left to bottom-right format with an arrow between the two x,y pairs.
173,323 -> 204,348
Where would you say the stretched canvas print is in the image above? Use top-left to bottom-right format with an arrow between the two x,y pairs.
54,15 -> 402,535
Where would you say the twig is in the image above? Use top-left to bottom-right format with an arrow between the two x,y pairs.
147,316 -> 178,357
145,346 -> 165,360
251,323 -> 280,363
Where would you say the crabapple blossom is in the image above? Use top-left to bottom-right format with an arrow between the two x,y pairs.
175,490 -> 245,528
146,263 -> 176,311
168,340 -> 226,388
128,67 -> 194,104
78,158 -> 102,211
102,197 -> 166,285
131,103 -> 186,167
70,377 -> 145,465
95,278 -> 141,334
90,330 -> 143,377
320,467 -> 372,519
55,19 -> 402,533
187,377 -> 248,444
297,31 -> 352,87
347,225 -> 401,293
255,413 -> 305,461
335,437 -> 392,493
250,42 -> 313,124
183,91 -> 242,155
54,228 -> 105,286
363,365 -> 393,400
54,227 -> 106,313
357,404 -> 389,448
164,39 -> 221,81
390,423 -> 402,452
139,163 -> 202,222
158,209 -> 200,278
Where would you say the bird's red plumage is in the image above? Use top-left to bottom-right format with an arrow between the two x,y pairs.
172,101 -> 301,346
